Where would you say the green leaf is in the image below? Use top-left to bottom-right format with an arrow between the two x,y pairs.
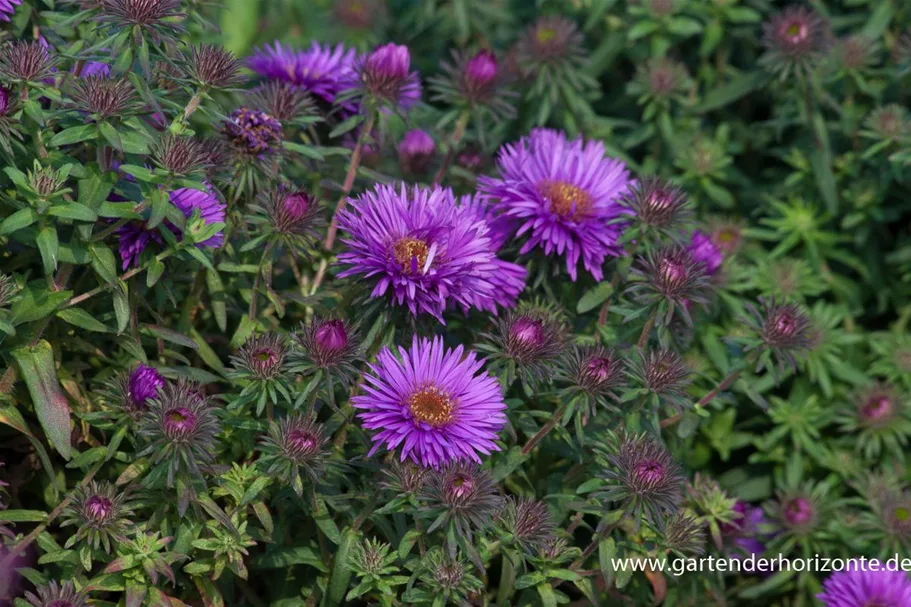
810,148 -> 838,215
147,256 -> 165,287
0,405 -> 59,495
577,282 -> 614,314
98,121 -> 124,152
11,341 -> 72,460
47,203 -> 98,222
324,528 -> 358,606
90,244 -> 119,285
112,281 -> 130,334
57,308 -> 110,332
118,164 -> 155,182
78,175 -> 113,210
696,71 -> 769,113
11,288 -> 72,325
0,510 -> 49,523
231,315 -> 257,349
206,270 -> 227,332
0,207 -> 39,235
251,546 -> 327,571
50,124 -> 98,147
190,328 -> 226,375
143,325 -> 198,349
36,226 -> 59,275
329,114 -> 364,139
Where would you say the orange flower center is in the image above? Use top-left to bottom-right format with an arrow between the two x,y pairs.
393,237 -> 430,272
408,386 -> 454,427
539,181 -> 592,220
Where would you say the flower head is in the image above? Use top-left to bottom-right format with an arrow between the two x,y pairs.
337,183 -> 506,321
291,317 -> 363,385
627,348 -> 692,412
0,273 -> 19,308
180,43 -> 243,89
864,105 -> 911,143
397,129 -> 436,175
169,185 -> 226,248
351,42 -> 421,110
151,134 -> 211,176
627,246 -> 711,326
659,511 -> 706,557
481,302 -> 568,388
418,548 -> 484,604
100,0 -> 184,31
775,493 -> 817,533
254,185 -> 321,250
230,333 -> 288,381
838,383 -> 911,461
0,0 -> 21,22
258,415 -> 330,496
512,15 -> 585,81
836,35 -> 877,72
138,380 -> 220,489
479,129 -> 632,281
221,107 -> 283,158
247,41 -> 356,104
24,580 -> 88,607
744,297 -> 813,374
353,336 -> 506,468
561,345 -> 625,404
116,221 -> 163,269
381,460 -> 430,497
498,497 -> 555,555
595,432 -> 684,525
631,57 -> 690,105
818,566 -> 911,607
248,81 -> 316,122
129,363 -> 165,409
0,40 -> 56,83
688,230 -> 724,275
707,216 -> 744,256
625,177 -> 691,235
761,5 -> 832,79
60,481 -> 134,552
429,49 -> 515,118
420,463 -> 504,543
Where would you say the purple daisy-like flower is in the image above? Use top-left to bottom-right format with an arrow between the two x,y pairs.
129,364 -> 164,407
247,41 -> 356,104
688,230 -> 723,275
116,221 -> 163,270
169,185 -> 226,248
818,567 -> 911,607
336,183 -> 502,321
479,128 -> 632,281
0,0 -> 21,22
721,500 -> 767,557
353,336 -> 507,468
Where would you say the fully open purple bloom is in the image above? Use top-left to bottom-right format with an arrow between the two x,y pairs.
129,364 -> 165,407
337,183 -> 504,321
479,128 -> 632,281
170,186 -> 226,247
818,567 -> 911,607
353,336 -> 507,468
247,41 -> 356,104
688,230 -> 723,275
0,0 -> 21,22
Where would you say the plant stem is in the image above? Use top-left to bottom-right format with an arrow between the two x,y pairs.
324,112 -> 376,252
65,251 -> 173,309
520,404 -> 566,456
496,554 -> 516,604
660,365 -> 745,428
432,110 -> 470,185
248,242 -> 274,321
637,308 -> 658,350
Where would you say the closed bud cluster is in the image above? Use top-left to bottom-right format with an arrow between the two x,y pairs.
291,317 -> 363,386
381,460 -> 429,496
595,432 -> 684,526
626,177 -> 691,233
760,5 -> 832,79
60,481 -> 134,552
180,43 -> 243,89
100,0 -> 184,29
419,549 -> 483,603
70,76 -> 137,119
499,497 -> 555,555
512,15 -> 584,78
253,186 -> 321,252
24,581 -> 88,607
356,42 -> 421,109
864,105 -> 911,143
230,332 -> 288,381
0,273 -> 19,308
0,40 -> 56,83
774,492 -> 817,534
351,538 -> 397,578
248,81 -> 315,122
627,246 -> 711,327
745,297 -> 813,373
659,511 -> 706,557
627,348 -> 692,412
429,49 -> 515,119
482,302 -> 568,388
151,134 -> 211,176
258,415 -> 329,496
421,463 -> 504,544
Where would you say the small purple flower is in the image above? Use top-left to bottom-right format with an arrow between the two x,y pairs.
314,319 -> 348,353
818,567 -> 911,607
78,61 -> 110,78
688,230 -> 723,275
397,129 -> 436,174
222,107 -> 283,157
116,221 -> 163,270
84,495 -> 113,521
0,0 -> 21,22
479,128 -> 632,281
352,42 -> 422,110
353,336 -> 507,468
169,185 -> 227,248
780,495 -> 816,529
721,501 -> 767,557
464,50 -> 498,90
247,41 -> 356,104
129,364 -> 164,407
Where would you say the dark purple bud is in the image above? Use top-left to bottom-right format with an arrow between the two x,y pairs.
365,43 -> 410,81
84,495 -> 113,521
464,49 -> 498,89
164,407 -> 197,436
128,364 -> 165,408
0,87 -> 9,116
222,107 -> 283,156
398,129 -> 436,174
510,316 -> 544,348
314,319 -> 348,353
782,496 -> 814,527
282,191 -> 312,221
233,333 -> 288,380
446,471 -> 474,500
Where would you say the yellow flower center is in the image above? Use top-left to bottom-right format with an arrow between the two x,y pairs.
408,386 -> 454,427
539,181 -> 592,220
393,237 -> 430,272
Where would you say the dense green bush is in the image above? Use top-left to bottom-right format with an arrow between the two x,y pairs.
1,0 -> 911,606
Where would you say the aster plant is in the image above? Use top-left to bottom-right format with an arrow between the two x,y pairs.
228,332 -> 292,415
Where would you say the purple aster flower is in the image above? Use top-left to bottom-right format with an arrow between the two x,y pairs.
353,336 -> 507,468
688,230 -> 723,275
479,128 -> 632,281
221,107 -> 283,157
129,364 -> 165,407
336,183 -> 503,321
721,500 -> 767,557
349,42 -> 421,110
818,567 -> 911,607
169,185 -> 226,248
116,221 -> 163,270
0,0 -> 21,22
247,41 -> 356,104
761,5 -> 832,79
78,61 -> 110,78
398,129 -> 436,175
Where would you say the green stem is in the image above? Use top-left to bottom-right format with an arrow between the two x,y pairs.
248,242 -> 274,321
433,110 -> 470,185
324,112 -> 377,252
520,403 -> 567,456
637,307 -> 658,350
